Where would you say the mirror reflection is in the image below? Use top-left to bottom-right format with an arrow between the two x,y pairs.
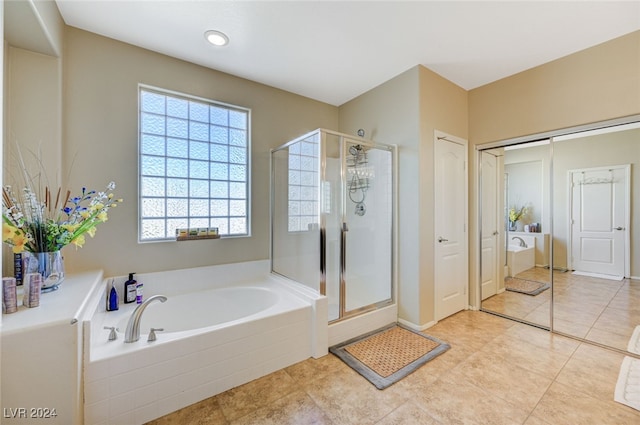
480,119 -> 640,355
551,123 -> 639,352
480,140 -> 552,328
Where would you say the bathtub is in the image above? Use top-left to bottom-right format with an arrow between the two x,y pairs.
507,235 -> 536,276
83,260 -> 327,425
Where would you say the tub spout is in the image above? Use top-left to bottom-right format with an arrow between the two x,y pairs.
124,295 -> 167,343
511,236 -> 527,248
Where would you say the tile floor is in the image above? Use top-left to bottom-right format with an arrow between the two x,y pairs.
146,310 -> 640,424
482,268 -> 640,352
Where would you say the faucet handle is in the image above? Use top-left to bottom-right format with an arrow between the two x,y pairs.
148,328 -> 164,342
104,326 -> 117,341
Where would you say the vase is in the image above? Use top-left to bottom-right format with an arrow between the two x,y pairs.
22,251 -> 65,292
509,220 -> 517,231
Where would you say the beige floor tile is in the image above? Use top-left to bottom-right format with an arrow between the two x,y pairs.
229,390 -> 333,425
554,343 -> 625,400
146,397 -> 227,425
414,374 -> 530,425
215,369 -> 298,421
303,365 -> 407,425
374,401 -> 442,425
503,322 -> 579,356
585,327 -> 632,352
591,306 -> 640,336
450,351 -> 553,411
532,381 -> 640,424
523,414 -> 553,425
478,333 -> 572,379
285,353 -> 351,384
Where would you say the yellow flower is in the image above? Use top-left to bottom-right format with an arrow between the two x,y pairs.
62,223 -> 80,233
3,222 -> 17,241
86,226 -> 97,238
97,212 -> 108,222
71,234 -> 85,248
11,232 -> 28,253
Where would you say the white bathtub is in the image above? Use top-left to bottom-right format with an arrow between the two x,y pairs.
507,235 -> 536,276
83,260 -> 327,425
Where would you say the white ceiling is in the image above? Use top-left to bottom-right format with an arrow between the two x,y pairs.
55,1 -> 640,106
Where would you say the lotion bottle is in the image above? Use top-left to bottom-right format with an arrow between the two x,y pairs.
124,273 -> 137,304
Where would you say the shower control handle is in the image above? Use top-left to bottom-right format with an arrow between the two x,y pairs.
438,236 -> 448,243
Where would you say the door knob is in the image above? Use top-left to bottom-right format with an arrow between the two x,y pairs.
438,236 -> 449,243
492,231 -> 499,236
614,226 -> 626,231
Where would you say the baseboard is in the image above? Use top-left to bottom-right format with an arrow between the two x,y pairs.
397,317 -> 437,332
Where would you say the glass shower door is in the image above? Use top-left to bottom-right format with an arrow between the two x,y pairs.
340,140 -> 394,317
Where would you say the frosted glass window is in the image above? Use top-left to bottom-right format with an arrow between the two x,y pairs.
287,134 -> 319,232
139,86 -> 250,241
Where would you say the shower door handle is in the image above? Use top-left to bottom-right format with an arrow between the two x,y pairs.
438,236 -> 448,243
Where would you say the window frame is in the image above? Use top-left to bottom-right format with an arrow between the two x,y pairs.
137,84 -> 251,242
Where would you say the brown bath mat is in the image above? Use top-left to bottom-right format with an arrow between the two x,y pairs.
505,277 -> 549,296
329,324 -> 450,389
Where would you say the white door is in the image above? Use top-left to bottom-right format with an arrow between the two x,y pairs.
570,165 -> 630,278
434,132 -> 468,320
480,151 -> 499,300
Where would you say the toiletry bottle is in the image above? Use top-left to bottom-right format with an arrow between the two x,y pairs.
136,282 -> 143,304
124,272 -> 137,304
107,280 -> 119,311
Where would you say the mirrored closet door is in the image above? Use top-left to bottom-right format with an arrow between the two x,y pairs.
550,121 -> 639,353
480,140 -> 552,329
479,116 -> 640,356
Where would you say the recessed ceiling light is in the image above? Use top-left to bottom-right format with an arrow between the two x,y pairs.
204,30 -> 229,47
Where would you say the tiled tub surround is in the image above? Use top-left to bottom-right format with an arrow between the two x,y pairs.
83,260 -> 327,425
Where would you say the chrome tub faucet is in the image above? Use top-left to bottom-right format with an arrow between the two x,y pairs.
124,295 -> 167,343
511,236 -> 527,248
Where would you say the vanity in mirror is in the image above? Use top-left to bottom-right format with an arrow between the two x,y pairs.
479,116 -> 640,356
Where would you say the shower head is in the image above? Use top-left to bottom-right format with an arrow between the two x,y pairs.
349,144 -> 363,156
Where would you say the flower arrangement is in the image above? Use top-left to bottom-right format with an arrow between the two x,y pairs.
3,182 -> 122,253
2,148 -> 122,254
508,205 -> 526,223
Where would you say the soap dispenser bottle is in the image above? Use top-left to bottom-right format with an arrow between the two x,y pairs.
107,279 -> 119,311
124,273 -> 137,304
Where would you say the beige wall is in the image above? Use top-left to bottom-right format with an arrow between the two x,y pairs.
417,66 -> 468,325
469,31 -> 640,145
339,65 -> 468,327
58,27 -> 337,276
339,67 -> 421,324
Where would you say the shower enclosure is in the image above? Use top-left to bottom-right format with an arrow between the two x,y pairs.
271,129 -> 396,322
